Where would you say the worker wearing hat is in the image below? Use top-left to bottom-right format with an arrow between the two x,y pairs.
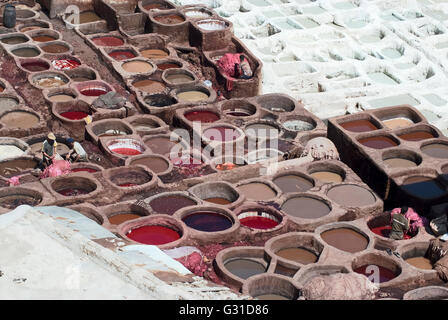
38,132 -> 58,169
65,137 -> 88,163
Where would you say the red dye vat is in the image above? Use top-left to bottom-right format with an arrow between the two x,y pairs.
354,264 -> 398,283
71,168 -> 98,173
240,216 -> 279,230
370,225 -> 411,240
110,148 -> 142,156
126,225 -> 180,245
60,111 -> 89,120
184,111 -> 220,123
80,88 -> 108,97
118,183 -> 138,187
58,188 -> 89,196
52,59 -> 81,70
21,61 -> 49,72
109,50 -> 136,61
92,36 -> 124,47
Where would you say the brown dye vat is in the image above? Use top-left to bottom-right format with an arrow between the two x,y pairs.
177,91 -> 209,102
12,48 -> 39,57
273,175 -> 313,193
34,77 -> 67,88
224,259 -> 266,280
48,94 -> 75,102
382,117 -> 414,129
383,158 -> 418,168
1,36 -> 28,44
109,213 -> 142,225
71,77 -> 92,82
130,157 -> 169,173
20,26 -> 43,32
398,131 -> 435,141
133,80 -> 166,93
78,11 -> 102,24
143,3 -> 170,10
32,35 -> 57,42
340,119 -> 379,133
238,183 -> 276,200
0,159 -> 37,177
140,49 -> 169,59
359,136 -> 398,149
165,73 -> 194,84
327,184 -> 376,207
405,257 -> 433,270
157,63 -> 181,70
310,171 -> 343,183
282,197 -> 331,219
421,143 -> 448,159
276,248 -> 318,264
321,228 -> 368,253
41,44 -> 69,54
204,197 -> 232,205
154,14 -> 185,24
144,137 -> 178,155
0,194 -> 40,209
150,195 -> 196,215
0,111 -> 39,129
21,61 -> 49,72
122,61 -> 154,73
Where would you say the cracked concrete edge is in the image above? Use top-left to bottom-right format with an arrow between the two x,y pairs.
15,206 -> 246,300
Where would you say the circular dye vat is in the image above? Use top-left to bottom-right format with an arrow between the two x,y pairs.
359,136 -> 398,149
282,197 -> 330,219
382,117 -> 414,130
238,210 -> 279,230
20,26 -> 46,32
150,195 -> 196,215
144,94 -> 175,107
48,94 -> 75,102
118,183 -> 139,188
122,61 -> 153,73
398,131 -> 435,141
321,228 -> 369,253
340,119 -> 379,132
165,73 -> 194,85
383,158 -> 418,168
140,49 -> 169,59
0,159 -> 37,177
133,80 -> 166,94
310,171 -> 343,183
41,43 -> 70,54
109,213 -> 141,225
157,62 -> 181,70
126,225 -> 180,245
52,59 -> 81,70
130,157 -> 169,174
327,184 -> 376,207
273,175 -> 314,193
0,194 -> 41,209
370,225 -> 411,240
177,91 -> 209,102
143,3 -> 170,10
92,36 -> 124,47
182,211 -> 233,232
354,264 -> 397,283
238,183 -> 277,200
1,36 -> 28,44
0,111 -> 39,129
283,119 -> 314,131
12,47 -> 40,57
20,60 -> 49,72
77,11 -> 102,24
32,35 -> 57,42
246,123 -> 280,138
154,14 -> 185,24
71,167 -> 98,173
79,87 -> 108,97
421,143 -> 448,159
402,176 -> 446,199
60,111 -> 89,120
405,257 -> 433,270
184,111 -> 219,123
57,188 -> 90,196
184,9 -> 212,19
224,259 -> 266,280
276,248 -> 318,265
203,126 -> 240,142
34,76 -> 67,88
204,197 -> 232,205
108,140 -> 144,156
0,97 -> 19,109
109,50 -> 136,61
197,19 -> 227,31
144,137 -> 178,155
